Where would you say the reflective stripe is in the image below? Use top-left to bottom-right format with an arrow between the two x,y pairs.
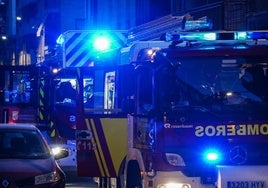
86,118 -> 109,176
83,117 -> 127,177
62,31 -> 127,67
38,78 -> 45,121
50,121 -> 56,137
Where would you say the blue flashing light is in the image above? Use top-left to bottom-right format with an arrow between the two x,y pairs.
206,152 -> 218,161
93,35 -> 111,52
180,32 -> 216,41
203,149 -> 221,164
235,32 -> 247,40
237,31 -> 268,40
166,31 -> 268,42
89,31 -> 123,53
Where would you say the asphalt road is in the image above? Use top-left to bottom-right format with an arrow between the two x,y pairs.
66,180 -> 97,188
64,168 -> 98,188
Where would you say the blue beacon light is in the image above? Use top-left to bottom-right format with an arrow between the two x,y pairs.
203,149 -> 221,164
93,35 -> 111,52
167,31 -> 268,41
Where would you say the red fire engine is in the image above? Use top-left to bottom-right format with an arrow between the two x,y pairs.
70,28 -> 268,188
50,14 -> 268,188
122,31 -> 268,188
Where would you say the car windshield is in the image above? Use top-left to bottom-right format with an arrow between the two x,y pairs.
0,129 -> 51,159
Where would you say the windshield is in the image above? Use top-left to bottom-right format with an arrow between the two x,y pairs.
0,129 -> 51,159
148,55 -> 268,117
172,57 -> 268,105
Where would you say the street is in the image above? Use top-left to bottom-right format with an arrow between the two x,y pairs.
66,179 -> 97,188
64,169 -> 98,188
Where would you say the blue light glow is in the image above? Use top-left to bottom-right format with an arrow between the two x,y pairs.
235,32 -> 247,40
203,149 -> 221,164
93,35 -> 111,51
247,31 -> 268,40
166,31 -> 268,42
180,32 -> 216,41
206,152 -> 218,161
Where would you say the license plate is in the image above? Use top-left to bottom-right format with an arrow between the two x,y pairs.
227,181 -> 265,188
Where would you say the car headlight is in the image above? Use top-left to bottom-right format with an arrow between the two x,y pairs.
52,147 -> 62,155
51,145 -> 69,160
35,171 -> 61,185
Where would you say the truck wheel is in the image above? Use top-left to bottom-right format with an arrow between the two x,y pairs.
126,160 -> 142,188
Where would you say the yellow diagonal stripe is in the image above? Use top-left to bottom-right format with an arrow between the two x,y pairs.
89,119 -> 110,176
100,118 -> 127,176
85,119 -> 103,175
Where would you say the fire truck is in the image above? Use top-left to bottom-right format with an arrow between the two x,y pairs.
47,13 -> 268,187
52,14 -> 267,188
0,65 -> 56,131
72,30 -> 268,188
0,64 -> 77,168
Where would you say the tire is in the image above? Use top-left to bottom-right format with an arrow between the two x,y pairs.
126,160 -> 142,188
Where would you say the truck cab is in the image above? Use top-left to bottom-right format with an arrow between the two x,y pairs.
125,31 -> 268,188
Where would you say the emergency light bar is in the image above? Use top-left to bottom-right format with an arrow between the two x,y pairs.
166,31 -> 268,41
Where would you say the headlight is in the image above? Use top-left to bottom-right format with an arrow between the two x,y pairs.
165,153 -> 185,166
35,171 -> 60,185
158,183 -> 190,188
51,145 -> 69,160
51,147 -> 62,155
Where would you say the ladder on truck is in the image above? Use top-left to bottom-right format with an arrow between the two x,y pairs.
127,14 -> 212,43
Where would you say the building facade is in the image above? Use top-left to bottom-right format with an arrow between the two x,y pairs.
0,0 -> 267,66
171,0 -> 268,30
1,0 -> 167,65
